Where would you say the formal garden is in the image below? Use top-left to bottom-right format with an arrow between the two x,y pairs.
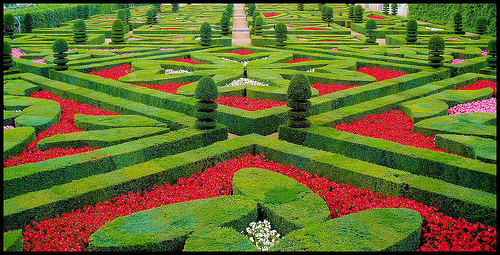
3,3 -> 497,252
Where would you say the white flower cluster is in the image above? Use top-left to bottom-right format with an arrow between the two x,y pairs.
424,26 -> 443,31
241,220 -> 281,251
165,68 -> 191,74
306,68 -> 315,72
223,78 -> 269,87
221,56 -> 268,67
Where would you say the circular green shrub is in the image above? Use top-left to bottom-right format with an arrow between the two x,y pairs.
73,19 -> 86,32
366,19 -> 377,30
452,11 -> 464,34
348,5 -> 354,20
475,16 -> 487,35
117,9 -> 126,20
112,18 -> 124,32
195,76 -> 218,101
353,5 -> 363,23
254,16 -> 263,36
22,13 -> 33,33
486,39 -> 496,68
220,14 -> 231,36
287,74 -> 311,101
4,13 -> 15,25
275,22 -> 287,48
52,38 -> 69,53
200,22 -> 212,47
406,18 -> 418,43
428,34 -> 444,51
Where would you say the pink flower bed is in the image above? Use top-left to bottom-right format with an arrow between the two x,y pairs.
115,52 -> 135,56
367,15 -> 386,19
311,83 -> 360,96
263,13 -> 279,17
18,153 -> 496,251
159,47 -> 174,51
448,97 -> 496,115
87,48 -> 117,51
11,48 -> 27,58
31,58 -> 46,64
456,80 -> 496,96
215,96 -> 286,111
330,47 -> 338,51
451,58 -> 466,64
301,27 -> 328,30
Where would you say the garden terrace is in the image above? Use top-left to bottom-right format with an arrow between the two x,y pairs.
3,3 -> 497,252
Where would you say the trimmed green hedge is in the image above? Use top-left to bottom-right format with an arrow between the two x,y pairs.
74,114 -> 169,130
3,229 -> 24,252
183,226 -> 258,252
3,126 -> 36,161
435,134 -> 496,164
3,95 -> 61,133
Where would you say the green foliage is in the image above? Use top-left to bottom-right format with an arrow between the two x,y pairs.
365,19 -> 377,44
76,5 -> 84,19
406,18 -> 418,43
4,12 -> 15,25
475,16 -> 487,35
320,4 -> 328,21
195,76 -> 218,130
3,229 -> 24,252
73,19 -> 86,32
391,3 -> 398,15
353,5 -> 363,23
275,22 -> 287,49
287,74 -> 311,128
226,4 -> 234,15
246,3 -> 255,16
428,34 -> 445,68
297,3 -> 304,11
146,9 -> 157,25
111,19 -> 125,43
195,76 -> 219,101
324,6 -> 333,26
73,19 -> 87,44
52,38 -> 69,53
4,41 -> 12,55
154,3 -> 161,13
383,3 -> 390,15
22,12 -> 33,33
486,39 -> 496,68
428,34 -> 445,51
452,11 -> 464,34
83,4 -> 90,19
254,15 -> 263,36
220,14 -> 231,36
172,3 -> 179,12
200,22 -> 212,47
348,5 -> 354,20
408,4 -> 496,35
365,19 -> 377,30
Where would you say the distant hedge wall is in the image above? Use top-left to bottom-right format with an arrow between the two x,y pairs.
408,4 -> 496,36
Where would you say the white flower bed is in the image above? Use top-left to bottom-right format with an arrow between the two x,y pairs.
241,220 -> 281,251
424,26 -> 444,31
165,69 -> 191,74
221,56 -> 268,67
223,78 -> 269,87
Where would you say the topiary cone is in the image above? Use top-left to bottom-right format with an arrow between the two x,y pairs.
286,74 -> 312,128
428,34 -> 445,68
4,41 -> 14,70
52,38 -> 69,71
486,39 -> 496,69
194,76 -> 219,130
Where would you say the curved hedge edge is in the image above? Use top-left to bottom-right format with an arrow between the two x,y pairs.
3,229 -> 24,252
3,126 -> 36,161
183,226 -> 258,252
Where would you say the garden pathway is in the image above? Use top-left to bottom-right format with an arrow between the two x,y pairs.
231,4 -> 252,46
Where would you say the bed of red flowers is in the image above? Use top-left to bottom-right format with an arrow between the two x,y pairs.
301,27 -> 328,30
17,152 -> 496,251
286,58 -> 315,63
166,58 -> 207,65
215,96 -> 286,111
367,15 -> 386,19
311,83 -> 361,96
456,80 -> 497,96
263,13 -> 280,17
225,49 -> 253,55
87,64 -> 132,81
134,82 -> 192,95
356,66 -> 408,81
333,109 -> 452,153
3,91 -> 119,168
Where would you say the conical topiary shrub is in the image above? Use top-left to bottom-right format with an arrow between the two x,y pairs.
22,13 -> 33,33
428,34 -> 445,68
275,22 -> 287,49
146,9 -> 157,25
286,74 -> 312,128
365,19 -> 377,44
83,4 -> 90,19
117,9 -> 129,33
52,38 -> 69,71
73,19 -> 87,44
125,8 -> 132,31
475,16 -> 487,35
297,3 -> 304,11
4,13 -> 16,39
200,22 -> 212,48
4,41 -> 14,70
194,76 -> 219,130
246,3 -> 256,17
172,3 -> 179,12
254,15 -> 263,36
486,39 -> 496,69
250,10 -> 261,35
348,5 -> 355,21
154,3 -> 161,13
220,13 -> 231,36
406,18 -> 418,44
353,5 -> 363,23
226,3 -> 234,16
320,4 -> 328,21
111,19 -> 125,43
452,11 -> 465,35
325,6 -> 333,27
382,3 -> 390,15
391,3 -> 398,15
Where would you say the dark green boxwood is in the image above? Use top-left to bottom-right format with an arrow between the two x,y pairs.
275,22 -> 287,49
253,15 -> 263,36
365,19 -> 377,44
225,3 -> 233,15
172,3 -> 179,12
194,76 -> 218,129
111,19 -> 125,43
353,5 -> 363,23
348,5 -> 354,21
383,3 -> 390,15
324,6 -> 333,27
200,22 -> 212,48
486,39 -> 496,69
52,38 -> 69,71
287,74 -> 311,128
428,34 -> 445,68
73,19 -> 87,44
4,41 -> 14,70
22,12 -> 33,33
391,3 -> 398,15
475,16 -> 487,35
4,13 -> 16,38
452,11 -> 464,35
220,13 -> 231,36
406,18 -> 418,43
146,9 -> 157,25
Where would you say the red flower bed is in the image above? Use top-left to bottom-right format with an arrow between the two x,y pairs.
286,58 -> 315,63
3,91 -> 118,168
87,64 -> 132,81
166,58 -> 207,65
333,109 -> 449,153
368,15 -> 386,19
214,96 -> 286,111
225,49 -> 253,55
322,40 -> 338,42
263,13 -> 279,17
357,66 -> 408,81
134,82 -> 192,95
311,83 -> 361,96
162,28 -> 177,30
301,27 -> 328,30
456,80 -> 496,96
20,153 -> 496,251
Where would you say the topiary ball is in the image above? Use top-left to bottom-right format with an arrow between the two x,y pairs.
117,9 -> 126,20
287,74 -> 311,101
195,76 -> 219,101
365,19 -> 377,30
112,18 -> 124,32
73,19 -> 86,32
407,18 -> 417,30
4,41 -> 12,55
200,22 -> 212,34
52,38 -> 69,53
475,16 -> 488,35
4,13 -> 15,25
428,34 -> 444,51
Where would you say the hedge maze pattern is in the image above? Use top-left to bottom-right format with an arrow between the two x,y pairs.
3,3 -> 497,252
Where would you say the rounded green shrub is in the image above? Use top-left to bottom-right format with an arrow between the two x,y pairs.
246,3 -> 256,17
452,11 -> 464,35
111,19 -> 125,43
73,19 -> 87,44
275,22 -> 287,49
4,41 -> 14,70
320,4 -> 328,21
52,38 -> 69,71
200,22 -> 212,48
475,16 -> 487,35
220,14 -> 231,36
73,19 -> 86,31
406,18 -> 418,43
194,76 -> 219,130
172,3 -> 179,12
297,3 -> 304,11
254,15 -> 263,36
22,13 -> 33,33
486,39 -> 496,69
353,5 -> 363,23
428,34 -> 445,68
287,74 -> 311,128
146,9 -> 157,25
365,19 -> 377,44
324,6 -> 333,26
348,5 -> 355,20
117,9 -> 128,33
4,13 -> 16,38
